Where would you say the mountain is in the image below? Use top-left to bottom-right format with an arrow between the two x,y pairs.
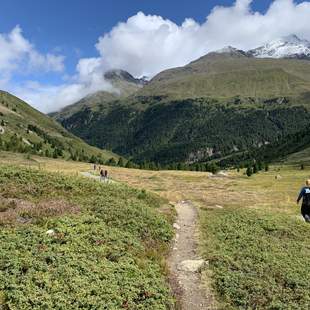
0,91 -> 116,162
53,44 -> 310,166
248,34 -> 310,59
51,69 -> 146,121
136,48 -> 310,99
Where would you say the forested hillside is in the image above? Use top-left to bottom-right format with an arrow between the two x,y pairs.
54,50 -> 310,166
0,91 -> 116,163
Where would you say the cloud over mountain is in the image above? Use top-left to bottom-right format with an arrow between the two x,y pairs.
5,0 -> 310,112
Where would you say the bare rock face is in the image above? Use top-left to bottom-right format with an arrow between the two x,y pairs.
177,259 -> 207,273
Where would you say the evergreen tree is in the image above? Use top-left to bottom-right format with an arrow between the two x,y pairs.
253,163 -> 258,174
246,166 -> 253,177
125,160 -> 133,168
52,148 -> 58,158
107,157 -> 117,166
117,157 -> 124,167
89,155 -> 97,163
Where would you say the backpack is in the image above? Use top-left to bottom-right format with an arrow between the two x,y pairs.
304,188 -> 310,207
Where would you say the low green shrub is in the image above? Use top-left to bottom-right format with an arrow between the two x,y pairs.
0,166 -> 174,309
201,207 -> 310,310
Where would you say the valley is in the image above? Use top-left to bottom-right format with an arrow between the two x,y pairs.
52,40 -> 310,167
1,20 -> 310,309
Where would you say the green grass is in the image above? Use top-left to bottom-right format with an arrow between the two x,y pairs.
200,167 -> 310,310
0,165 -> 174,309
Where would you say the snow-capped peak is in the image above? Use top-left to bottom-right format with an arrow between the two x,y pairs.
248,34 -> 310,59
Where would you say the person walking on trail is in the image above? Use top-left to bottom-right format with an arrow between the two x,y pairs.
100,169 -> 105,182
104,169 -> 109,183
93,164 -> 96,171
100,169 -> 109,183
297,179 -> 310,222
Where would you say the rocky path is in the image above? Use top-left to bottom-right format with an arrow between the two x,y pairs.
168,200 -> 216,310
80,171 -> 115,183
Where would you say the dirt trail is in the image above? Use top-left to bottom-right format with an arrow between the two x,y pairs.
80,171 -> 115,183
81,171 -> 216,309
168,200 -> 216,310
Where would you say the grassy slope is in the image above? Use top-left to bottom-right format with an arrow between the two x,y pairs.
0,91 -> 116,160
199,167 -> 310,310
0,165 -> 174,309
139,54 -> 310,99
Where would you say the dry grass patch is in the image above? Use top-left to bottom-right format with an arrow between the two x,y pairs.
0,196 -> 78,225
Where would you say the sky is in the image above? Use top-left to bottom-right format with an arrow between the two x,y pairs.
0,0 -> 310,112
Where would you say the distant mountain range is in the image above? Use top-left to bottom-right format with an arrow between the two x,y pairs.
51,35 -> 310,166
217,34 -> 310,60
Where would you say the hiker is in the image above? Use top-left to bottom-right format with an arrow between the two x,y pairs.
93,164 -> 96,171
297,179 -> 310,222
100,169 -> 105,182
104,169 -> 109,183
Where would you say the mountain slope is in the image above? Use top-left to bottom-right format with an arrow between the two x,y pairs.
51,69 -> 146,121
137,49 -> 310,99
0,91 -> 116,162
54,49 -> 310,166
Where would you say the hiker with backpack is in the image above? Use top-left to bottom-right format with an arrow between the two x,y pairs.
104,169 -> 109,183
297,179 -> 310,222
100,169 -> 105,182
100,168 -> 109,183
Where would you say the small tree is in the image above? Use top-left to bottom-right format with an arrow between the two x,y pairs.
253,163 -> 258,174
265,163 -> 269,172
89,155 -> 97,163
257,161 -> 263,171
125,160 -> 134,169
107,157 -> 117,166
246,166 -> 253,177
301,164 -> 305,170
52,148 -> 58,158
117,157 -> 124,167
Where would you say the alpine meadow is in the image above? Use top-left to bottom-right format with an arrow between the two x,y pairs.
2,1 -> 310,309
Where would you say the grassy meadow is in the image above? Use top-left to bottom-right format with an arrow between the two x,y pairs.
1,151 -> 310,309
0,161 -> 175,309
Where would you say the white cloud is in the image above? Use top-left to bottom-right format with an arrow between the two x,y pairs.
5,0 -> 310,112
0,25 -> 64,79
13,77 -> 115,113
92,0 -> 310,78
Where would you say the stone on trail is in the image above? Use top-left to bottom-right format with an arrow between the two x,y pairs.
173,223 -> 181,230
177,259 -> 207,273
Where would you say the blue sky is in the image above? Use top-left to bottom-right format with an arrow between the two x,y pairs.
0,0 -> 256,75
0,0 -> 309,112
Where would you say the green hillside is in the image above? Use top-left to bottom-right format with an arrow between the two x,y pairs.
139,51 -> 310,99
53,51 -> 310,166
0,91 -> 116,162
